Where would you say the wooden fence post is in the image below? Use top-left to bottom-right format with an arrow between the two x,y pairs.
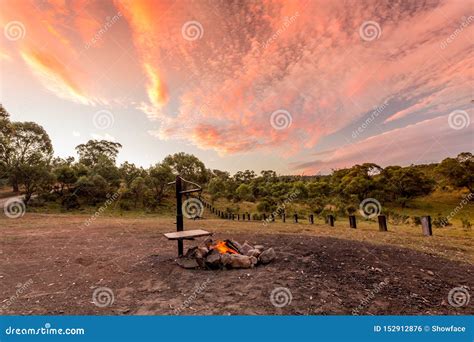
309,214 -> 314,224
263,213 -> 267,221
349,215 -> 357,228
421,216 -> 432,236
237,214 -> 240,221
327,215 -> 334,227
282,213 -> 286,223
247,213 -> 250,221
378,215 -> 387,232
293,213 -> 298,223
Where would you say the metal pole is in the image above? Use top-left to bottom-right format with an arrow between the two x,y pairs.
176,175 -> 184,256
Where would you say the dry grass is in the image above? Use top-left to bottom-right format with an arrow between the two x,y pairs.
2,213 -> 472,264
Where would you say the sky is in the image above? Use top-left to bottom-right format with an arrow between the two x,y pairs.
0,0 -> 472,175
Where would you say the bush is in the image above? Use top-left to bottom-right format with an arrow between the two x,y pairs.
412,216 -> 422,226
461,218 -> 472,230
432,214 -> 451,228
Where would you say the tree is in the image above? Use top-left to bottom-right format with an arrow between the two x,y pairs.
75,140 -> 122,167
130,176 -> 147,208
0,104 -> 13,179
53,163 -> 78,195
4,122 -> 53,192
380,166 -> 435,207
16,161 -> 54,205
119,161 -> 144,188
163,152 -> 208,183
338,163 -> 382,201
146,163 -> 174,203
436,152 -> 474,193
235,183 -> 253,201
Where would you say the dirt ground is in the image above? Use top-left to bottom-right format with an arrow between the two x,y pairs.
0,214 -> 473,315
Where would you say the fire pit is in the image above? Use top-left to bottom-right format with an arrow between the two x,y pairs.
177,238 -> 276,269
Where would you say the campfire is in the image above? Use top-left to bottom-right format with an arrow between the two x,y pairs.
177,238 -> 276,269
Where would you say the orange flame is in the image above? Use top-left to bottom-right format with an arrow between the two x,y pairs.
211,240 -> 239,255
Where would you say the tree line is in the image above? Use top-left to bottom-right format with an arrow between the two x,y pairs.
0,104 -> 472,214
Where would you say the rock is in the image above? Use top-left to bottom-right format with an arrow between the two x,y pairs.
177,257 -> 200,269
246,249 -> 261,258
258,248 -> 276,264
254,245 -> 264,251
203,237 -> 214,248
205,250 -> 222,268
221,254 -> 253,269
250,256 -> 258,266
240,242 -> 254,255
426,270 -> 434,276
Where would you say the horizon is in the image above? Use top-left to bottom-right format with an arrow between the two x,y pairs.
1,0 -> 473,175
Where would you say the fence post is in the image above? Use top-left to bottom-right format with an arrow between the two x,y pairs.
294,214 -> 298,223
247,213 -> 250,221
309,214 -> 314,224
327,215 -> 334,227
263,213 -> 267,221
349,215 -> 357,228
237,214 -> 240,221
378,215 -> 387,232
282,213 -> 286,223
421,216 -> 432,236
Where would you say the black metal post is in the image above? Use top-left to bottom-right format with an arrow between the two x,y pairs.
349,215 -> 357,228
176,175 -> 184,257
327,214 -> 334,227
378,215 -> 387,232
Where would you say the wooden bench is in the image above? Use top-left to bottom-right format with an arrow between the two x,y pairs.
164,229 -> 212,240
